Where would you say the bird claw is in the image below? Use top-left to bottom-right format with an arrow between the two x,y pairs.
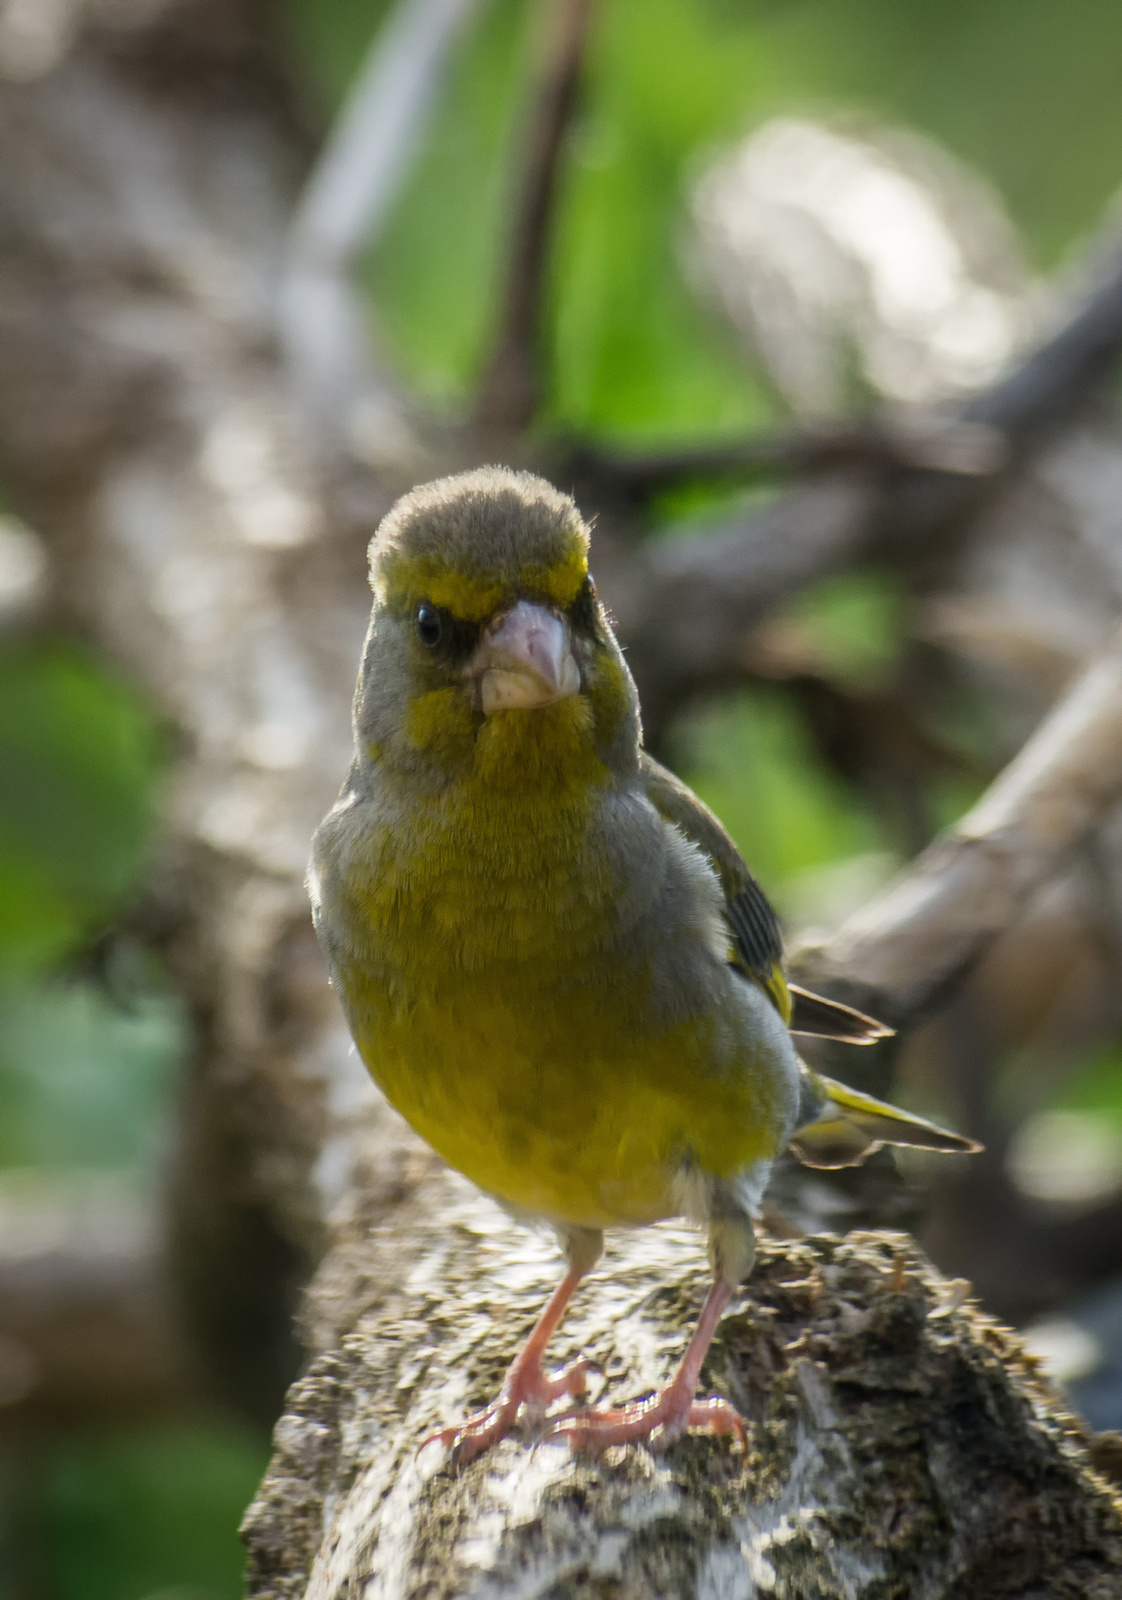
419,1398 -> 520,1466
530,1356 -> 595,1409
547,1386 -> 746,1454
420,1356 -> 594,1465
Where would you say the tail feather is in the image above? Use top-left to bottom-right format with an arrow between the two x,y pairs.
790,1070 -> 982,1170
788,985 -> 894,1045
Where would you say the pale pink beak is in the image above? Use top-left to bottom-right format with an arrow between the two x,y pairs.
466,599 -> 580,714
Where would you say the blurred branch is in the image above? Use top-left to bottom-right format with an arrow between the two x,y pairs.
0,1182 -> 194,1427
793,622 -> 1122,1026
608,474 -> 879,734
474,0 -> 596,430
573,418 -> 1006,502
968,253 -> 1122,437
610,243 -> 1122,733
280,0 -> 478,446
0,3 -> 390,1421
593,252 -> 1122,510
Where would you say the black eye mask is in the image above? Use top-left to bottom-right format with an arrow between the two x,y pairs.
409,602 -> 483,667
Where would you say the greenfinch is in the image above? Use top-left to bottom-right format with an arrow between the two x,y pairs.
309,466 -> 977,1459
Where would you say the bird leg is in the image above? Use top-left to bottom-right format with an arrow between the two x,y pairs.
424,1264 -> 594,1464
547,1276 -> 745,1452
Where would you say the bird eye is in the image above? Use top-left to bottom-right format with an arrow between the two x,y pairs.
415,602 -> 443,648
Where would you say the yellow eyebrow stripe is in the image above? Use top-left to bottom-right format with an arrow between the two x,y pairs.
378,549 -> 588,621
519,551 -> 588,608
381,557 -> 505,621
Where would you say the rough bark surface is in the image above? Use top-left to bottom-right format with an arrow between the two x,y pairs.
243,1165 -> 1122,1599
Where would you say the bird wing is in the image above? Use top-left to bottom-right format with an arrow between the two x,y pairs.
640,758 -> 977,1165
640,752 -> 790,1018
639,753 -> 890,1043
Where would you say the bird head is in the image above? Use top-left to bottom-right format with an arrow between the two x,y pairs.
356,467 -> 640,791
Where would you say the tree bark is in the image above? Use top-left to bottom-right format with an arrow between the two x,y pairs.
242,1166 -> 1122,1599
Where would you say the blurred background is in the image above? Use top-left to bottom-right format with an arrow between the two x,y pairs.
4,0 -> 1122,1593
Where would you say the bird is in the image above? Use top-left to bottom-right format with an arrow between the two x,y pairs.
308,465 -> 979,1461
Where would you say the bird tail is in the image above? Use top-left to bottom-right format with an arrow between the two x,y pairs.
788,984 -> 894,1044
790,1069 -> 981,1169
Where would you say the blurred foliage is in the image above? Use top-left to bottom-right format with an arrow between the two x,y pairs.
281,0 -> 395,99
281,0 -> 1122,428
1056,1041 -> 1122,1119
6,0 -> 1122,1593
0,1426 -> 270,1600
0,973 -> 181,1171
683,684 -> 885,897
787,571 -> 909,692
0,640 -> 217,1600
0,631 -> 181,1181
0,643 -> 164,974
368,0 -> 540,407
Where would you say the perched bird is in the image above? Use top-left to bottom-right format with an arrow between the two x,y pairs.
309,466 -> 978,1459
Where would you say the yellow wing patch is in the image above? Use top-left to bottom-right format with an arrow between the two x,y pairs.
764,960 -> 792,1024
728,952 -> 792,1024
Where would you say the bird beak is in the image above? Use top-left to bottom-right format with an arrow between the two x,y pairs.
466,599 -> 581,714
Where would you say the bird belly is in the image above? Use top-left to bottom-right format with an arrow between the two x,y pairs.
344,965 -> 786,1231
318,770 -> 795,1229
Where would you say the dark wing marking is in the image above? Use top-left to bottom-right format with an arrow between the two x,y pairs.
640,752 -> 789,1015
639,753 -> 893,1042
726,876 -> 784,978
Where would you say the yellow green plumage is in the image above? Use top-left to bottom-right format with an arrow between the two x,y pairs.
319,694 -> 788,1230
309,465 -> 977,1457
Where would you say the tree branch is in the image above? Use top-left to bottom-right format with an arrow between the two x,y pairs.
242,1171 -> 1122,1598
607,241 -> 1122,734
572,417 -> 1006,502
792,622 -> 1122,1026
280,0 -> 478,450
968,251 -> 1122,437
473,0 -> 596,430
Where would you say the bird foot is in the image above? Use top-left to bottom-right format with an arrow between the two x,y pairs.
548,1381 -> 745,1453
422,1355 -> 594,1465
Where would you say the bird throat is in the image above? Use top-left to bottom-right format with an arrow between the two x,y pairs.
472,697 -> 607,798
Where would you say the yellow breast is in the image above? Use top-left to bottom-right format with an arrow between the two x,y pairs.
324,704 -> 787,1228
